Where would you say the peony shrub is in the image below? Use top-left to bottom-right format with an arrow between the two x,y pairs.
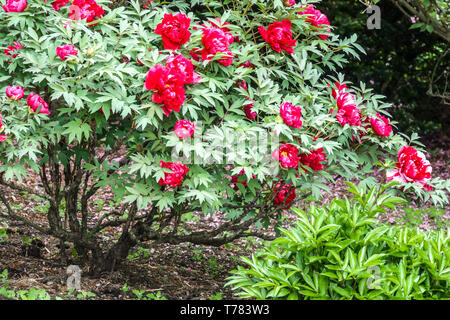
0,0 -> 448,272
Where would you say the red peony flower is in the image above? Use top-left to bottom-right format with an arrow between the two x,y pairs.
174,120 -> 195,139
258,20 -> 297,54
27,92 -> 50,115
237,80 -> 247,90
244,101 -> 256,120
144,64 -> 186,117
158,161 -> 189,188
336,91 -> 355,109
189,48 -> 202,62
165,54 -> 201,84
370,113 -> 392,137
231,169 -> 255,188
280,102 -> 302,128
4,42 -> 22,59
387,146 -> 432,187
56,44 -> 78,60
69,0 -> 104,24
0,114 -> 4,131
201,18 -> 235,43
272,143 -> 300,169
298,5 -> 331,40
331,82 -> 356,109
239,60 -> 255,68
2,0 -> 27,12
140,0 -> 152,9
299,148 -> 327,172
335,104 -> 361,127
155,13 -> 191,50
273,181 -> 296,209
51,0 -> 68,10
201,27 -> 234,66
331,82 -> 348,100
6,85 -> 24,101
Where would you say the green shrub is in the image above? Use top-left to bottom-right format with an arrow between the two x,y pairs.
226,182 -> 450,300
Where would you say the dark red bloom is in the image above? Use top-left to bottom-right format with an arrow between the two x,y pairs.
4,42 -> 22,59
231,169 -> 255,188
189,48 -> 202,62
299,148 -> 327,172
273,181 -> 296,209
56,44 -> 78,60
244,101 -> 256,120
239,60 -> 255,68
258,20 -> 297,54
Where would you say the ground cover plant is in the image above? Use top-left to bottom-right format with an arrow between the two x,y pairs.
226,182 -> 450,299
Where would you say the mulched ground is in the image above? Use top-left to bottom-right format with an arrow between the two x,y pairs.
0,136 -> 448,300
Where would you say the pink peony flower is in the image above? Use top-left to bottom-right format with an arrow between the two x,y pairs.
158,161 -> 189,188
231,169 -> 255,188
2,0 -> 27,12
298,5 -> 331,40
0,135 -> 7,142
27,92 -> 51,115
6,85 -> 24,101
335,104 -> 361,127
387,146 -> 432,187
273,181 -> 296,209
258,20 -> 297,54
56,44 -> 78,60
201,27 -> 234,66
239,60 -> 255,68
272,143 -> 300,169
280,102 -> 302,128
244,101 -> 256,120
165,54 -> 201,84
174,120 -> 195,139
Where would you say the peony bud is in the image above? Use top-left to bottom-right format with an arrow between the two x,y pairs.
86,47 -> 96,58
